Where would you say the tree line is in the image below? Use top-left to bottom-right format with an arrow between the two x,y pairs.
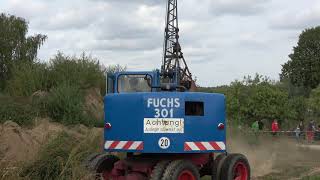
0,13 -> 319,128
200,27 -> 320,128
0,13 -> 124,126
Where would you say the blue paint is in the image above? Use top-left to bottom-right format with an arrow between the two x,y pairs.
104,90 -> 226,153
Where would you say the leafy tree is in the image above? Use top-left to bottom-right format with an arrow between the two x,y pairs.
307,86 -> 320,117
0,13 -> 46,90
104,64 -> 127,74
200,74 -> 300,127
281,26 -> 320,89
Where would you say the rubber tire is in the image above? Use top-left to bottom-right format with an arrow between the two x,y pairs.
150,161 -> 171,180
199,155 -> 214,177
212,153 -> 227,180
88,154 -> 119,176
84,152 -> 101,169
220,154 -> 250,180
161,160 -> 200,180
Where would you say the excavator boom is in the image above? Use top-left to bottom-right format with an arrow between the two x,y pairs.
161,0 -> 193,90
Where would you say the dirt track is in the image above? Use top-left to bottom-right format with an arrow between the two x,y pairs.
227,132 -> 320,179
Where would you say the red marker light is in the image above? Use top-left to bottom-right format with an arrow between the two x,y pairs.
105,123 -> 112,129
218,123 -> 225,130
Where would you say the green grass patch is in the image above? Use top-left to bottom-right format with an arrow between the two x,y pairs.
302,176 -> 320,180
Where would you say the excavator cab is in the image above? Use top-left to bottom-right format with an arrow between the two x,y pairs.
106,71 -> 161,94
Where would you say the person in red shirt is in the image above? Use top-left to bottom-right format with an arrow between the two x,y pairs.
271,119 -> 279,136
307,120 -> 316,143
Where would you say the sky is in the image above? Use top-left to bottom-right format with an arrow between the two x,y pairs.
0,0 -> 319,86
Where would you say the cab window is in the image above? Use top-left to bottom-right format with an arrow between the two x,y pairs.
107,76 -> 114,94
117,75 -> 152,93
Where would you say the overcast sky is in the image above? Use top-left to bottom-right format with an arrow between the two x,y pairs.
0,0 -> 319,86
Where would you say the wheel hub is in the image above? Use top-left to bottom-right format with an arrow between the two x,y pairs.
233,162 -> 248,180
178,170 -> 196,180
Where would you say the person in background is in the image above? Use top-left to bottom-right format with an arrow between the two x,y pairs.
271,119 -> 279,136
306,120 -> 316,143
315,125 -> 320,141
251,120 -> 259,132
251,120 -> 260,143
294,125 -> 301,143
298,120 -> 305,138
258,119 -> 264,130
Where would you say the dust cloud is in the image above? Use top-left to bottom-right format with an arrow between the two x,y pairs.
227,131 -> 320,178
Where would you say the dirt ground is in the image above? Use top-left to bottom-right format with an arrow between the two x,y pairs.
0,119 -> 102,164
200,133 -> 320,179
0,119 -> 65,164
0,88 -> 104,165
228,132 -> 320,179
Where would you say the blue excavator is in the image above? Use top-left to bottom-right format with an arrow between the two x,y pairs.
86,1 -> 251,180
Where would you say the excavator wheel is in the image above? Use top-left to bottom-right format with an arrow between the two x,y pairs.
88,153 -> 119,180
220,154 -> 250,180
161,160 -> 200,180
212,153 -> 227,180
150,160 -> 171,180
84,152 -> 101,169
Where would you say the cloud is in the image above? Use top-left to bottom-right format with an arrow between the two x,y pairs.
95,5 -> 162,40
209,0 -> 269,16
6,0 -> 48,19
271,4 -> 320,30
1,0 -> 318,86
103,0 -> 162,5
80,38 -> 160,52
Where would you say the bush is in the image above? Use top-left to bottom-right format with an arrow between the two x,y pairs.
49,52 -> 105,90
1,51 -> 110,127
199,74 -> 301,127
5,62 -> 49,96
42,84 -> 91,126
22,131 -> 100,180
4,52 -> 107,97
0,95 -> 35,126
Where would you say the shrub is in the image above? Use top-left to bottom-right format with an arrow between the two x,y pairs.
49,52 -> 105,90
0,95 -> 35,126
5,62 -> 49,96
39,84 -> 100,126
44,84 -> 84,125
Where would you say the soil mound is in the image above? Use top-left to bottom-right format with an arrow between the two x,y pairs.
0,119 -> 64,163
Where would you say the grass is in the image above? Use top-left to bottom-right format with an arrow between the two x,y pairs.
20,130 -> 101,180
302,176 -> 320,180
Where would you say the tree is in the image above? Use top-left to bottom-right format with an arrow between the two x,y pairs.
307,86 -> 320,117
281,26 -> 320,89
0,13 -> 46,90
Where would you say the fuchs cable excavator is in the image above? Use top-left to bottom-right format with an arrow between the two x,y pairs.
86,0 -> 251,179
